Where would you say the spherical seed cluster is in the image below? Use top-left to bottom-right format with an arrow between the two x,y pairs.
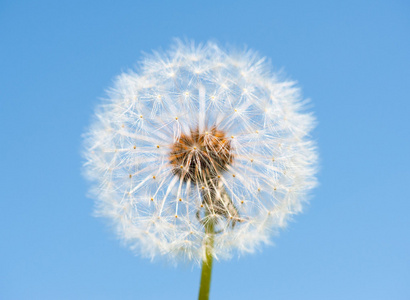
83,40 -> 317,264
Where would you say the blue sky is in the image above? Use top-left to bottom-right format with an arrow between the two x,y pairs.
1,0 -> 409,299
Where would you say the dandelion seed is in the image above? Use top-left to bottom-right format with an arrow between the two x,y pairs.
83,40 -> 317,266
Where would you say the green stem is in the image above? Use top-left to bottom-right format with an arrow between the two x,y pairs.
198,219 -> 215,300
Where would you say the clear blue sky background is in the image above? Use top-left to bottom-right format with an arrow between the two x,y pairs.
1,1 -> 409,299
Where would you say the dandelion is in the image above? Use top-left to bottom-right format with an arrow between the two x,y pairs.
83,40 -> 317,299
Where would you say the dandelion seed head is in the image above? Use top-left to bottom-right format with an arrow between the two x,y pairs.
83,40 -> 318,264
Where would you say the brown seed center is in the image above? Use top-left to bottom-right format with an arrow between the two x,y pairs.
169,127 -> 233,183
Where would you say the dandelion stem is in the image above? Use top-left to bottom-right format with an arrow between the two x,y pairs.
198,218 -> 215,300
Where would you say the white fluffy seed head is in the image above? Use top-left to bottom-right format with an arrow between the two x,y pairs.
83,40 -> 318,264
